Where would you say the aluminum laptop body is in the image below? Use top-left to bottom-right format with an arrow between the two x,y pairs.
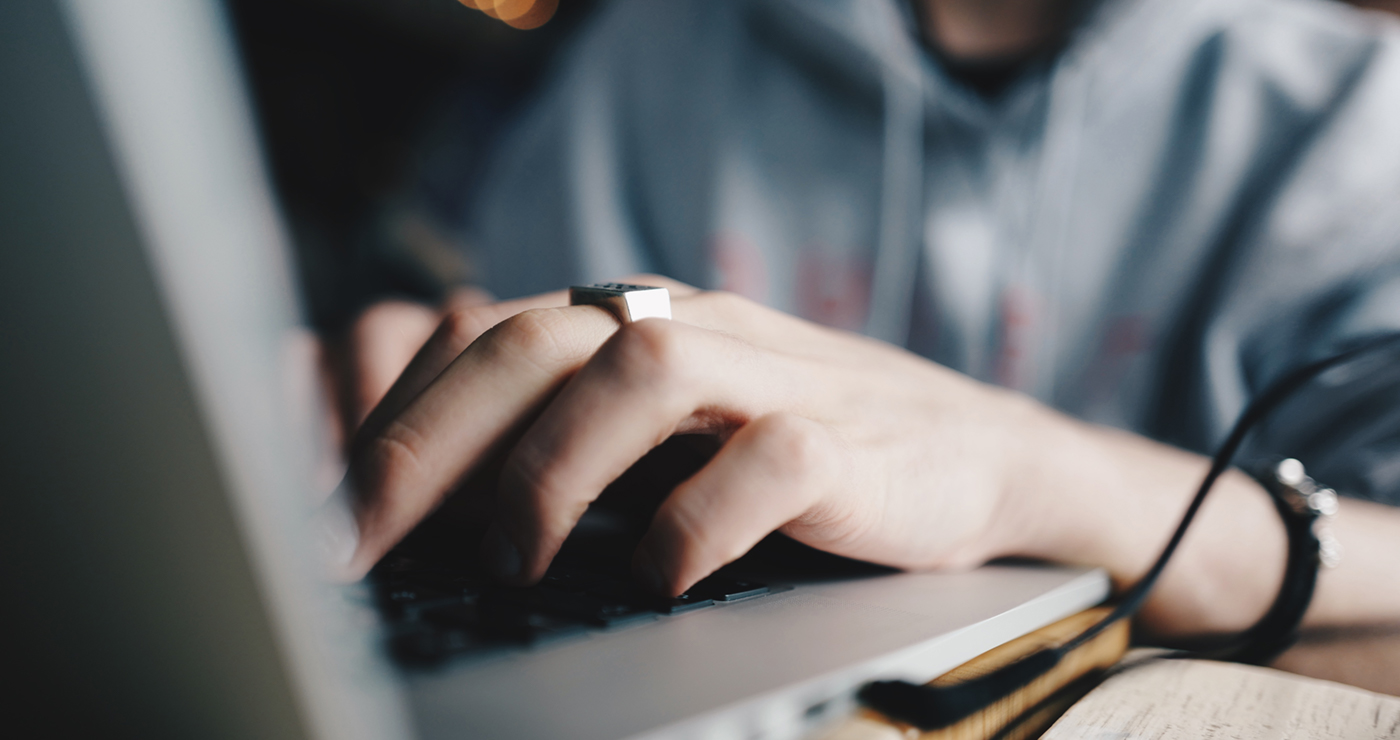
0,2 -> 1109,738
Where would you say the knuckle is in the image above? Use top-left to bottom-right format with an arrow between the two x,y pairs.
663,497 -> 733,564
438,308 -> 493,351
358,421 -> 427,496
686,289 -> 768,330
785,497 -> 878,553
610,320 -> 690,385
354,301 -> 415,339
498,452 -> 550,520
750,414 -> 835,485
492,308 -> 567,361
499,449 -> 588,538
354,303 -> 392,333
359,299 -> 410,323
695,289 -> 749,315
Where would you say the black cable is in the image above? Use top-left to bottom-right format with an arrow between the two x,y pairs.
859,332 -> 1400,730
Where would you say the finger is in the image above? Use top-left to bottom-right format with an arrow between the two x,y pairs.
656,287 -> 846,358
353,290 -> 568,446
633,413 -> 845,595
347,300 -> 440,428
443,285 -> 498,312
491,319 -> 795,585
610,273 -> 703,298
350,281 -> 731,579
345,305 -> 619,577
314,334 -> 352,464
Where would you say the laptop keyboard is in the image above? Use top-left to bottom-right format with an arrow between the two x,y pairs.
369,552 -> 772,665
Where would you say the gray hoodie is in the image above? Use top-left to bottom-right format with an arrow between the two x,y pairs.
465,0 -> 1400,503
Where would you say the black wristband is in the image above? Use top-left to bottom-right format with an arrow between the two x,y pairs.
1208,459 -> 1339,665
859,335 -> 1394,733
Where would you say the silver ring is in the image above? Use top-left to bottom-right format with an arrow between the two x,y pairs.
569,282 -> 671,323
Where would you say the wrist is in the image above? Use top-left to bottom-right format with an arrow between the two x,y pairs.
989,401 -> 1140,576
990,402 -> 1290,638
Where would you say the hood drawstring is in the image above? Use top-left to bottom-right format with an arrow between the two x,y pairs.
861,1 -> 924,346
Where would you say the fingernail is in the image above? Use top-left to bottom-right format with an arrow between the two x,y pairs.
633,549 -> 668,595
313,483 -> 360,575
481,524 -> 522,581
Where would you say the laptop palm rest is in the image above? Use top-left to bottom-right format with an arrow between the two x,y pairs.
407,564 -> 1107,740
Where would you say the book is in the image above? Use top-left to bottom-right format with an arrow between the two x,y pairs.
818,607 -> 1130,740
1041,653 -> 1400,740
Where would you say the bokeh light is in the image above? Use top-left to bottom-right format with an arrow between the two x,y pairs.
458,0 -> 558,30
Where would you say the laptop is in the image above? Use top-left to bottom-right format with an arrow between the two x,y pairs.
0,2 -> 1108,739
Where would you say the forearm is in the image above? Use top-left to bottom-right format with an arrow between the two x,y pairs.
1306,497 -> 1400,627
996,402 -> 1400,639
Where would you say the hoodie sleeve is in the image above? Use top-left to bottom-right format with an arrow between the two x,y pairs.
1185,15 -> 1400,505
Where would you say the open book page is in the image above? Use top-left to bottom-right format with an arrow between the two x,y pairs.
1042,654 -> 1400,739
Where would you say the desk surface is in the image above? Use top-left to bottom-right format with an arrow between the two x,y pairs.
817,650 -> 1400,740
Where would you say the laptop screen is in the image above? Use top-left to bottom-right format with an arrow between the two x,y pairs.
56,1 -> 411,737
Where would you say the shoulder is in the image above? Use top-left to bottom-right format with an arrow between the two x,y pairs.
1220,0 -> 1400,105
1076,0 -> 1400,235
1219,1 -> 1400,254
1075,0 -> 1400,106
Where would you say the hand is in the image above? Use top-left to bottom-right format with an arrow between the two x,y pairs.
328,276 -> 1400,646
338,276 -> 1043,595
322,288 -> 497,450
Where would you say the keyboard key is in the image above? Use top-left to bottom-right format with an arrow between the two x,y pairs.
381,583 -> 455,604
492,585 -> 657,628
370,552 -> 778,667
418,600 -> 589,645
389,623 -> 500,664
576,576 -> 716,614
540,568 -> 608,593
581,578 -> 652,603
593,602 -> 658,628
691,576 -> 769,602
653,592 -> 715,614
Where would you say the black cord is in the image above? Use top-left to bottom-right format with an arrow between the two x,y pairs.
859,332 -> 1400,730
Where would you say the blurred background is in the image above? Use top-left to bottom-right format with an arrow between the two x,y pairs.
229,0 -> 1400,335
229,0 -> 600,333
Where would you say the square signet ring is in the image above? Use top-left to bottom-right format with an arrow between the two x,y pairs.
569,282 -> 672,323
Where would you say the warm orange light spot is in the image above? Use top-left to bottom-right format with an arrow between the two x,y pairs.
491,0 -> 535,21
504,0 -> 557,29
456,0 -> 557,29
